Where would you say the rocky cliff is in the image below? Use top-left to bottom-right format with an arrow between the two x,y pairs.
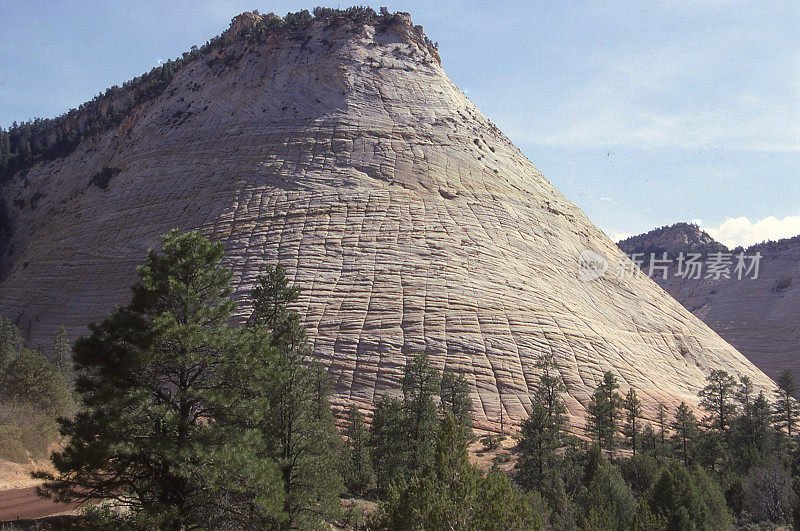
0,10 -> 777,431
620,224 -> 799,381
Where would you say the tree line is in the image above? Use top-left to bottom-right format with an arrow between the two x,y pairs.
0,7 -> 424,184
515,358 -> 800,528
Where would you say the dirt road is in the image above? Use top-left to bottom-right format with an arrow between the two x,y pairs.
0,487 -> 81,522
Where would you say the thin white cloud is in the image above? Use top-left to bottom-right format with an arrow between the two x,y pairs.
501,16 -> 800,153
705,216 -> 800,248
611,232 -> 633,242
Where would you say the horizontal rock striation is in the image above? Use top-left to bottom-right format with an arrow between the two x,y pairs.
0,13 -> 776,432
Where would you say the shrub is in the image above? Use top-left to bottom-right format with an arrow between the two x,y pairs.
0,424 -> 29,463
89,166 -> 120,190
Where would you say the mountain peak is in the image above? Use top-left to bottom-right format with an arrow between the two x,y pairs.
617,222 -> 727,256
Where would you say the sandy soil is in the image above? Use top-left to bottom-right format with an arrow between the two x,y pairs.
0,459 -> 53,490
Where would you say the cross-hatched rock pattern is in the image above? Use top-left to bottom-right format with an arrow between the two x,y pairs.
0,14 -> 777,432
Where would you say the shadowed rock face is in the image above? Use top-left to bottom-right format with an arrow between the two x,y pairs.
620,224 -> 800,383
0,14 -> 776,432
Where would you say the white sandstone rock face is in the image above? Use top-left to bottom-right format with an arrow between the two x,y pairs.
0,15 -> 777,432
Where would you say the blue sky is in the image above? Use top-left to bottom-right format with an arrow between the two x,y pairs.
1,1 -> 797,245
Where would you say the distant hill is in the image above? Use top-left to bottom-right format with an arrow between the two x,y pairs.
619,223 -> 800,381
617,223 -> 727,256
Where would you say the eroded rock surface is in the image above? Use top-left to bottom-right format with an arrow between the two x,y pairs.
0,14 -> 776,431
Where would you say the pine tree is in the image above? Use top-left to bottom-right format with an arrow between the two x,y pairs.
370,395 -> 409,494
657,402 -> 668,457
623,388 -> 642,456
698,369 -> 738,435
247,264 -> 344,528
344,405 -> 375,497
0,129 -> 11,170
516,356 -> 568,492
402,352 -> 441,472
774,368 -> 798,437
586,371 -> 622,456
379,411 -> 541,529
0,315 -> 23,373
53,325 -> 71,377
35,230 -> 285,528
440,368 -> 473,440
671,402 -> 699,467
736,375 -> 754,421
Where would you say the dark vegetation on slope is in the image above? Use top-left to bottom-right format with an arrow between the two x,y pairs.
619,221 -> 800,255
0,319 -> 75,463
0,7 -> 437,185
617,222 -> 728,256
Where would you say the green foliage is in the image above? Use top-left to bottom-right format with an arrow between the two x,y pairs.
53,325 -> 71,377
698,369 -> 738,435
0,314 -> 23,369
480,434 -> 502,452
0,316 -> 74,462
246,263 -> 344,528
648,461 -> 732,530
515,355 -> 568,495
622,387 -> 642,455
1,348 -> 71,414
774,368 -> 798,437
440,368 -> 473,437
671,402 -> 699,467
586,371 -> 622,455
401,351 -> 441,472
0,424 -> 29,462
618,454 -> 660,495
375,412 -> 543,530
578,460 -> 637,530
344,405 -> 376,497
35,230 -> 286,528
369,395 -> 409,494
89,166 -> 120,190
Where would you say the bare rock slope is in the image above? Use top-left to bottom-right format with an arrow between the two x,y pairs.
620,224 -> 800,382
0,12 -> 776,431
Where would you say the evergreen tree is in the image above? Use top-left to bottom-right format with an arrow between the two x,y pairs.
586,371 -> 622,455
516,359 -> 568,494
774,368 -> 798,437
247,264 -> 344,528
378,412 -> 542,530
578,461 -> 637,530
440,368 -> 473,440
656,402 -> 669,457
344,405 -> 375,497
0,314 -> 23,372
640,422 -> 657,456
35,230 -> 284,528
649,461 -> 732,530
622,388 -> 642,456
698,369 -> 738,435
1,347 -> 71,414
671,402 -> 699,467
370,395 -> 409,494
53,325 -> 71,377
0,129 -> 10,169
736,375 -> 754,421
401,352 -> 441,472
